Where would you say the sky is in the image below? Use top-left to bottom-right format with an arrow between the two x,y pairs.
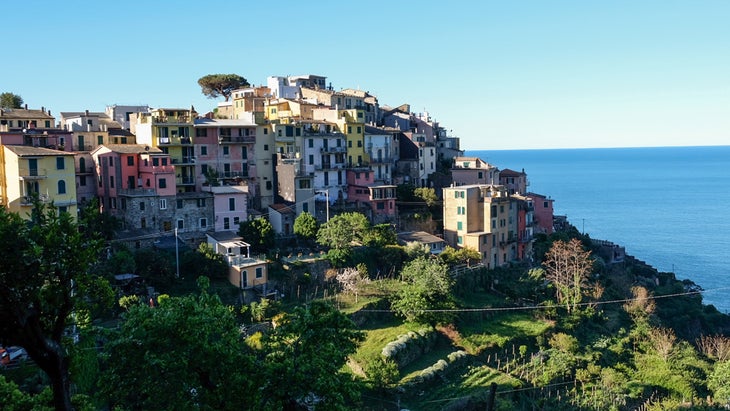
3,1 -> 729,150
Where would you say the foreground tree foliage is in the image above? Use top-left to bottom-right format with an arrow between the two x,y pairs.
100,277 -> 256,410
238,217 -> 275,255
293,211 -> 318,244
197,74 -> 249,101
259,300 -> 365,410
392,257 -> 455,324
316,212 -> 370,267
0,91 -> 23,108
0,202 -> 110,411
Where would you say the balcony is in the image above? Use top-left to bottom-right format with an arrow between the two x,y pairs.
76,166 -> 94,175
315,162 -> 345,171
157,136 -> 192,145
320,146 -> 347,154
370,156 -> 393,164
171,157 -> 196,165
18,168 -> 47,180
176,176 -> 196,185
218,170 -> 249,179
20,194 -> 50,206
153,116 -> 191,124
219,136 -> 256,144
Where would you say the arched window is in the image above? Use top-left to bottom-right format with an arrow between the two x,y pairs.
58,180 -> 66,194
79,157 -> 86,173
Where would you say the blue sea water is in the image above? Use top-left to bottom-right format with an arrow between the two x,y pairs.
466,146 -> 730,313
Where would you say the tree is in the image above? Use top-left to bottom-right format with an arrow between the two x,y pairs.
100,277 -> 256,410
439,246 -> 481,267
293,211 -> 318,243
709,360 -> 730,406
259,300 -> 364,410
197,74 -> 249,101
363,223 -> 397,247
0,92 -> 23,109
413,187 -> 438,207
0,202 -> 110,411
542,238 -> 594,313
391,257 -> 455,324
316,212 -> 369,250
238,217 -> 275,255
180,243 -> 228,280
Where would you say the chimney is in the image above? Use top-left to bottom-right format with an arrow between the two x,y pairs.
24,104 -> 28,110
85,109 -> 89,116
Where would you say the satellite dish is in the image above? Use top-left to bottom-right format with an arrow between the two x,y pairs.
144,146 -> 150,152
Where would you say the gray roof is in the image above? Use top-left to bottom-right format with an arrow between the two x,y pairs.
4,145 -> 70,156
397,231 -> 445,245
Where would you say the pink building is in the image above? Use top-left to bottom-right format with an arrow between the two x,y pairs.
209,185 -> 248,232
451,157 -> 499,186
499,168 -> 528,195
346,168 -> 396,223
529,192 -> 554,235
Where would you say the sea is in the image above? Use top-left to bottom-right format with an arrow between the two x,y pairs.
466,146 -> 730,313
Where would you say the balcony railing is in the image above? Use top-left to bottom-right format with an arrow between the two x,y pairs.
320,146 -> 347,153
171,157 -> 195,165
219,136 -> 255,144
370,156 -> 393,164
158,136 -> 192,145
18,168 -> 47,179
218,170 -> 249,179
176,177 -> 196,185
153,116 -> 191,124
315,163 -> 344,171
76,166 -> 94,174
20,194 -> 50,206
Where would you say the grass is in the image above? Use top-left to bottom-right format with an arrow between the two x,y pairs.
457,311 -> 553,354
350,318 -> 424,367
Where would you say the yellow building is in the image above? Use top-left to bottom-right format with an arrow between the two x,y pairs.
311,107 -> 368,167
442,184 -> 516,269
1,146 -> 77,217
131,108 -> 197,192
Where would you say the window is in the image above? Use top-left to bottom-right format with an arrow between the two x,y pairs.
233,217 -> 240,226
377,202 -> 385,210
177,199 -> 183,209
544,201 -> 549,208
197,198 -> 206,207
141,217 -> 146,228
356,126 -> 361,134
263,128 -> 268,134
162,158 -> 167,166
303,202 -> 308,213
264,144 -> 269,151
159,199 -> 167,210
224,217 -> 230,230
309,154 -> 314,165
110,176 -> 114,188
255,267 -> 263,279
457,221 -> 463,230
201,146 -> 207,156
153,157 -> 159,166
229,198 -> 235,211
80,176 -> 87,186
58,180 -> 66,194
266,181 -> 272,190
457,236 -> 463,245
98,135 -> 104,145
109,157 -> 114,166
196,128 -> 207,137
348,140 -> 352,147
241,146 -> 247,159
127,156 -> 134,166
223,146 -> 230,156
140,202 -> 145,211
199,218 -> 207,228
159,178 -> 167,188
201,164 -> 208,175
347,126 -> 352,133
357,140 -> 362,147
177,219 -> 184,229
299,179 -> 311,189
45,120 -> 51,128
56,157 -> 65,169
308,139 -> 313,148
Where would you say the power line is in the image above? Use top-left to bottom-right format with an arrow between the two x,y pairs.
357,285 -> 730,314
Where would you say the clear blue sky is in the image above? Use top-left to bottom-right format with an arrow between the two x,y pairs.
3,1 -> 729,150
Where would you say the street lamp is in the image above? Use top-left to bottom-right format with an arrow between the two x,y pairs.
175,227 -> 180,278
318,190 -> 329,222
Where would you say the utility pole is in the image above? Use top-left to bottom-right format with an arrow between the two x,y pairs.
175,227 -> 180,278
